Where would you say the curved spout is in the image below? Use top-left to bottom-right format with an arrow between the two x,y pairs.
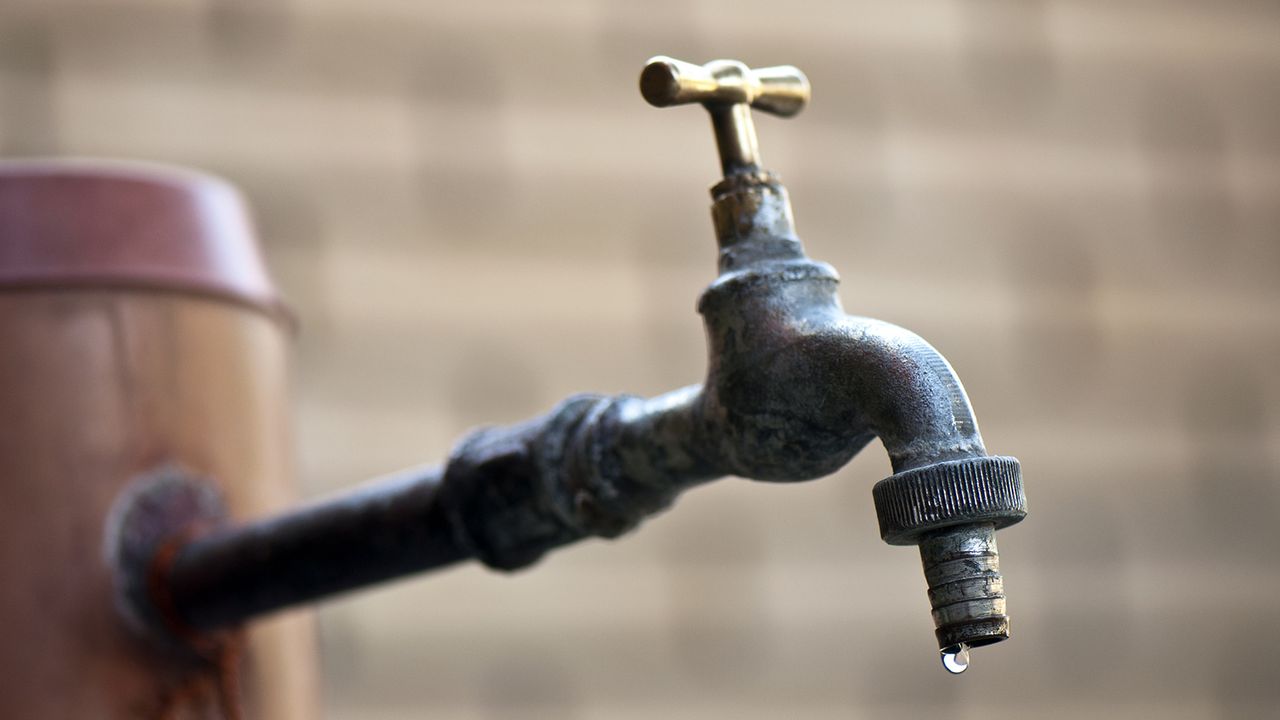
694,273 -> 989,481
828,316 -> 988,473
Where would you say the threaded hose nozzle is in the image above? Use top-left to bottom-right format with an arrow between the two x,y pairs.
919,522 -> 1009,654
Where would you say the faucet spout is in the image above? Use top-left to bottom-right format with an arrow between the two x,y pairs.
693,171 -> 1026,654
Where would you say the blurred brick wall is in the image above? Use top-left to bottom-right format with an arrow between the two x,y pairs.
3,1 -> 1278,718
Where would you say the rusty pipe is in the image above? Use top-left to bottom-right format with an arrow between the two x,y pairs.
159,465 -> 461,631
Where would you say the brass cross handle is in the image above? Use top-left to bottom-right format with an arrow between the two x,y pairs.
639,56 -> 810,177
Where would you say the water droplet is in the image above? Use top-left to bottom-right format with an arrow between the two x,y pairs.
940,643 -> 970,674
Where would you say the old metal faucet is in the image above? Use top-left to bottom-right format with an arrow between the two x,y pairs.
111,57 -> 1027,674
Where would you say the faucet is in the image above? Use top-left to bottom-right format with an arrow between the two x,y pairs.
109,57 -> 1026,674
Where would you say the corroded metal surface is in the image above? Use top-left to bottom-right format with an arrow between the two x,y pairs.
105,467 -> 230,648
167,465 -> 465,630
440,172 -> 1017,564
134,57 -> 1026,667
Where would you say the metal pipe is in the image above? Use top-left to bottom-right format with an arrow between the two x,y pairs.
919,523 -> 1008,655
167,465 -> 466,630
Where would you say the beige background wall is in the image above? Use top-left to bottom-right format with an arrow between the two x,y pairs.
2,1 -> 1278,718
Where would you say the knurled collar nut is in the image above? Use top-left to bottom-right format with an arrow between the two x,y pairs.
872,456 -> 1026,546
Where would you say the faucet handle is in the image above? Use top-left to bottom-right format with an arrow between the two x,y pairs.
639,57 -> 809,116
640,56 -> 810,177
